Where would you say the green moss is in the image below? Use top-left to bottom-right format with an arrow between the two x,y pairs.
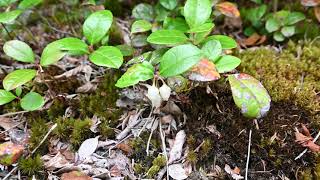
238,41 -> 320,118
187,151 -> 198,164
152,154 -> 166,167
54,117 -> 75,140
47,99 -> 67,121
146,165 -> 160,178
200,139 -> 213,158
79,71 -> 121,139
19,154 -> 44,177
134,163 -> 145,174
300,168 -> 313,180
70,118 -> 92,148
29,118 -> 49,152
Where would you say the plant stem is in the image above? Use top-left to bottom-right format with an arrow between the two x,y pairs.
1,23 -> 13,40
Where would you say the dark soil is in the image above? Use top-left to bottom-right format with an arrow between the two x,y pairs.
182,83 -> 315,179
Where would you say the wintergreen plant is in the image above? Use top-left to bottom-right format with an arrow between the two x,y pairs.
265,10 -> 305,42
116,0 -> 271,119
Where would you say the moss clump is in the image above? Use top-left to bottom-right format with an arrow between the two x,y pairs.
54,117 -> 92,149
238,41 -> 320,116
79,72 -> 121,138
187,151 -> 198,164
146,165 -> 160,178
146,155 -> 166,178
200,138 -> 213,158
29,118 -> 49,153
19,154 -> 44,177
46,98 -> 67,121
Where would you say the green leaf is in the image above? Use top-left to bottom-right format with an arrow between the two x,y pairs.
149,48 -> 167,65
273,31 -> 285,42
163,17 -> 189,32
160,44 -> 201,77
155,3 -> 170,21
160,0 -> 178,10
215,55 -> 241,73
205,35 -> 237,49
132,34 -> 148,47
55,37 -> 89,55
18,0 -> 42,9
0,10 -> 22,24
40,42 -> 66,66
20,92 -> 44,111
0,0 -> 18,7
184,0 -> 212,28
116,61 -> 154,88
40,38 -> 88,66
250,0 -> 262,4
131,20 -> 152,34
228,73 -> 271,118
281,26 -> 295,37
89,46 -> 123,68
187,22 -> 214,33
126,51 -> 152,66
147,29 -> 188,45
3,69 -> 36,91
3,40 -> 35,63
285,12 -> 305,25
116,44 -> 134,56
83,10 -> 113,45
132,3 -> 154,22
201,40 -> 222,62
0,90 -> 16,105
265,17 -> 280,32
15,86 -> 22,96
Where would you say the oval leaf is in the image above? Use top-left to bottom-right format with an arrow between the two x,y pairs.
147,29 -> 188,45
187,22 -> 214,33
40,41 -> 66,66
3,40 -> 35,63
56,37 -> 89,55
132,3 -> 154,22
205,35 -> 237,49
20,92 -> 44,111
3,69 -> 36,91
160,0 -> 178,10
228,73 -> 271,118
0,10 -> 22,24
89,46 -> 123,68
116,61 -> 154,88
187,59 -> 220,81
0,90 -> 16,105
160,44 -> 201,77
215,55 -> 241,73
131,20 -> 152,34
281,26 -> 295,37
78,136 -> 99,160
216,2 -> 240,18
184,0 -> 212,28
18,0 -> 42,9
163,17 -> 189,32
201,39 -> 222,62
266,17 -> 280,32
285,12 -> 305,25
83,10 -> 113,45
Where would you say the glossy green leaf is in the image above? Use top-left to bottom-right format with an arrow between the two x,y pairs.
265,17 -> 280,32
0,90 -> 16,105
0,0 -> 18,7
3,69 -> 36,91
20,92 -> 44,111
0,10 -> 22,24
281,26 -> 295,37
205,35 -> 237,49
228,73 -> 271,118
116,44 -> 134,56
160,0 -> 178,10
89,46 -> 123,68
149,48 -> 167,65
184,0 -> 212,28
83,10 -> 113,45
55,37 -> 89,55
273,31 -> 285,42
215,55 -> 241,73
163,17 -> 189,32
40,41 -> 66,66
131,20 -> 152,34
3,40 -> 35,63
132,3 -> 154,22
147,29 -> 188,45
201,39 -> 222,62
18,0 -> 42,9
15,87 -> 22,96
115,61 -> 154,88
187,22 -> 214,33
160,44 -> 201,77
155,3 -> 169,21
285,12 -> 305,25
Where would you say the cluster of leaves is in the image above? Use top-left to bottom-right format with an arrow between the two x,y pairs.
241,1 -> 306,41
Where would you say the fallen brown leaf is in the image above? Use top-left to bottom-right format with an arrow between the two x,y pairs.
61,171 -> 92,180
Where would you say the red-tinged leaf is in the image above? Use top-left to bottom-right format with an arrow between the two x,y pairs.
314,6 -> 320,23
301,0 -> 320,6
0,142 -> 24,166
187,59 -> 220,81
295,132 -> 313,145
116,143 -> 133,155
304,141 -> 320,152
302,124 -> 312,137
216,2 -> 240,18
242,33 -> 266,46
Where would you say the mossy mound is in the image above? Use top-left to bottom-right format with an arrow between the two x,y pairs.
238,41 -> 320,119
